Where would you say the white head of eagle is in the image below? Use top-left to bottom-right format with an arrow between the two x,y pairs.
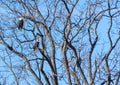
18,18 -> 24,30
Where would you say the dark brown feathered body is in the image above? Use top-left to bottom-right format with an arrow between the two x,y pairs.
18,19 -> 23,30
33,41 -> 39,51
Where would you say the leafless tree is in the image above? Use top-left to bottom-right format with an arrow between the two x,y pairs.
0,0 -> 120,85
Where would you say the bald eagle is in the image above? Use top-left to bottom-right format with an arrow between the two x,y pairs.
33,39 -> 39,51
18,18 -> 24,30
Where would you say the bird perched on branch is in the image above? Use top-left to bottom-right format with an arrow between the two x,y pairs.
33,39 -> 39,51
18,18 -> 24,30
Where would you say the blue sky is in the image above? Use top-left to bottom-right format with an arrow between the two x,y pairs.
0,0 -> 120,85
